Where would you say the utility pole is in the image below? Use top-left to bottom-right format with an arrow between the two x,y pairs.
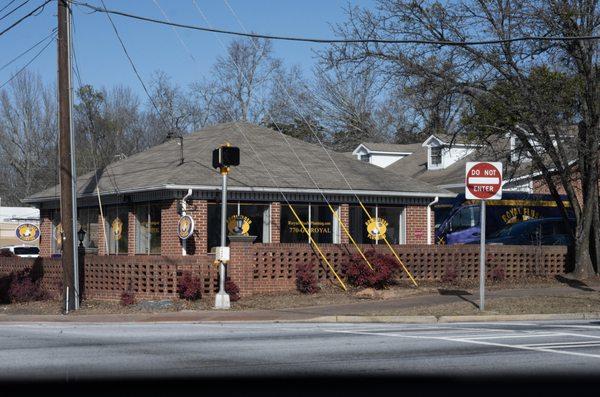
58,0 -> 79,312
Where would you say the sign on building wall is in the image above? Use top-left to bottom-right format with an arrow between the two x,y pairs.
15,223 -> 40,242
178,215 -> 195,240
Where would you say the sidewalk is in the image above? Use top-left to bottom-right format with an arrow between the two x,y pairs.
1,282 -> 599,324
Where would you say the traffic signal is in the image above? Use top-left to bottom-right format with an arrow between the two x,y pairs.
212,145 -> 240,169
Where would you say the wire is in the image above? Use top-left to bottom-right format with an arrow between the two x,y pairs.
0,0 -> 50,37
0,1 -> 18,15
221,0 -> 419,285
0,28 -> 56,72
0,30 -> 55,90
0,0 -> 29,21
72,0 -> 600,46
98,0 -> 173,140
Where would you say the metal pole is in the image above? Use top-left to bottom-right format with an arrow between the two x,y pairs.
479,200 -> 486,311
215,169 -> 230,309
58,0 -> 77,312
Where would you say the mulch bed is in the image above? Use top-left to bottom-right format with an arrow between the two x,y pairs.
1,275 -> 597,316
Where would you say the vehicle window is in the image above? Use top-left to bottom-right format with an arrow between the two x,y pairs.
450,206 -> 479,231
14,247 -> 39,255
540,222 -> 555,237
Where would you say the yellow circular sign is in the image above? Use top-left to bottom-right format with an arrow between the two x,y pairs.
178,215 -> 195,240
227,215 -> 251,235
365,217 -> 388,241
112,217 -> 123,241
16,223 -> 40,242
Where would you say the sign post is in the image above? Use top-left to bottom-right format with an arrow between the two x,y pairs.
212,143 -> 240,310
465,162 -> 502,311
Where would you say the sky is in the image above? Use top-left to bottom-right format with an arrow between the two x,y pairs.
1,0 -> 376,96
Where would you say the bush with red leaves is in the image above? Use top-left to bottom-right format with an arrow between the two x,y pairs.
177,271 -> 202,300
341,250 -> 399,289
295,261 -> 319,294
1,267 -> 48,303
225,278 -> 240,302
442,264 -> 460,284
120,289 -> 135,306
490,266 -> 506,282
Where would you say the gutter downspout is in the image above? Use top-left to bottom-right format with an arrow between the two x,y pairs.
427,196 -> 439,245
181,188 -> 192,256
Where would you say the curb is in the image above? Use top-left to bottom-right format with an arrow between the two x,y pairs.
1,312 -> 600,324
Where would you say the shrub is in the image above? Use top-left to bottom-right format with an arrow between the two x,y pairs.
442,265 -> 460,284
341,250 -> 398,289
490,266 -> 506,282
2,267 -> 48,303
120,289 -> 135,306
295,261 -> 319,294
225,278 -> 240,302
177,271 -> 202,300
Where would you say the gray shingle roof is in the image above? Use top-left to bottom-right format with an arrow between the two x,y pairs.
26,122 -> 453,202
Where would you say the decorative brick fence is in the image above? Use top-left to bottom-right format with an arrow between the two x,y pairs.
0,243 -> 569,301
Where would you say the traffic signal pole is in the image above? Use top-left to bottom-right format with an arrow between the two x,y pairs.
58,0 -> 79,312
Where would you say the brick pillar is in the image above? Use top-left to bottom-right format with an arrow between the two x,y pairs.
128,208 -> 136,255
339,204 -> 350,244
98,211 -> 107,255
406,205 -> 428,244
161,199 -> 181,256
39,209 -> 53,257
184,199 -> 207,255
270,202 -> 281,243
228,241 -> 254,297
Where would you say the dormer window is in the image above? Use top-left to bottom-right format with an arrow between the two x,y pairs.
431,147 -> 442,166
361,154 -> 370,162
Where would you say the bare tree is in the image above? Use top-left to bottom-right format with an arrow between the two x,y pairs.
0,71 -> 58,205
214,37 -> 279,123
326,0 -> 599,277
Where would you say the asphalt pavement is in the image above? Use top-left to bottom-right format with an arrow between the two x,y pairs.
1,320 -> 600,380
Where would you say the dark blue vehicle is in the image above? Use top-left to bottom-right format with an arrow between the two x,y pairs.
467,217 -> 575,246
435,192 -> 574,245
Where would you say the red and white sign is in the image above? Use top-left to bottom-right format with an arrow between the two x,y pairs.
465,162 -> 503,200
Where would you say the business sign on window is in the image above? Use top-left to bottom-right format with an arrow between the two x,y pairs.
366,217 -> 388,241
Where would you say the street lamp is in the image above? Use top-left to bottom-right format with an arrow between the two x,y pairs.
77,227 -> 86,248
212,143 -> 240,309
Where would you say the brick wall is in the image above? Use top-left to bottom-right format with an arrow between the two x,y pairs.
161,199 -> 181,257
98,210 -> 107,255
182,199 -> 208,255
339,204 -> 349,244
1,243 -> 569,301
270,202 -> 281,243
127,208 -> 136,255
406,205 -> 432,244
39,209 -> 53,257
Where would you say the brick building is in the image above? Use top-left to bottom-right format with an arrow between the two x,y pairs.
24,122 -> 453,258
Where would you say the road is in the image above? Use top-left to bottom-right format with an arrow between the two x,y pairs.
1,320 -> 600,380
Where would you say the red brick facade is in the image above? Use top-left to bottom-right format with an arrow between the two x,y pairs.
405,205 -> 433,244
270,202 -> 281,243
38,199 -> 436,258
339,204 -> 350,244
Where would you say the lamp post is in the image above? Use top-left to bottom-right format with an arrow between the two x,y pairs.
77,227 -> 86,248
212,143 -> 240,309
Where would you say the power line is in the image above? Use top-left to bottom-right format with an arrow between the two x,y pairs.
97,0 -> 173,140
0,0 -> 51,37
0,30 -> 55,90
0,0 -> 30,22
73,0 -> 600,46
0,28 -> 56,72
0,1 -> 18,15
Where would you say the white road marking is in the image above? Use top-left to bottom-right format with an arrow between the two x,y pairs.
541,324 -> 600,330
325,329 -> 600,360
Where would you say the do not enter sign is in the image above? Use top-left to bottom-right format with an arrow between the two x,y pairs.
465,162 -> 503,200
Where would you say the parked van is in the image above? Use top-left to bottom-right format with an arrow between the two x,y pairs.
435,192 -> 574,245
